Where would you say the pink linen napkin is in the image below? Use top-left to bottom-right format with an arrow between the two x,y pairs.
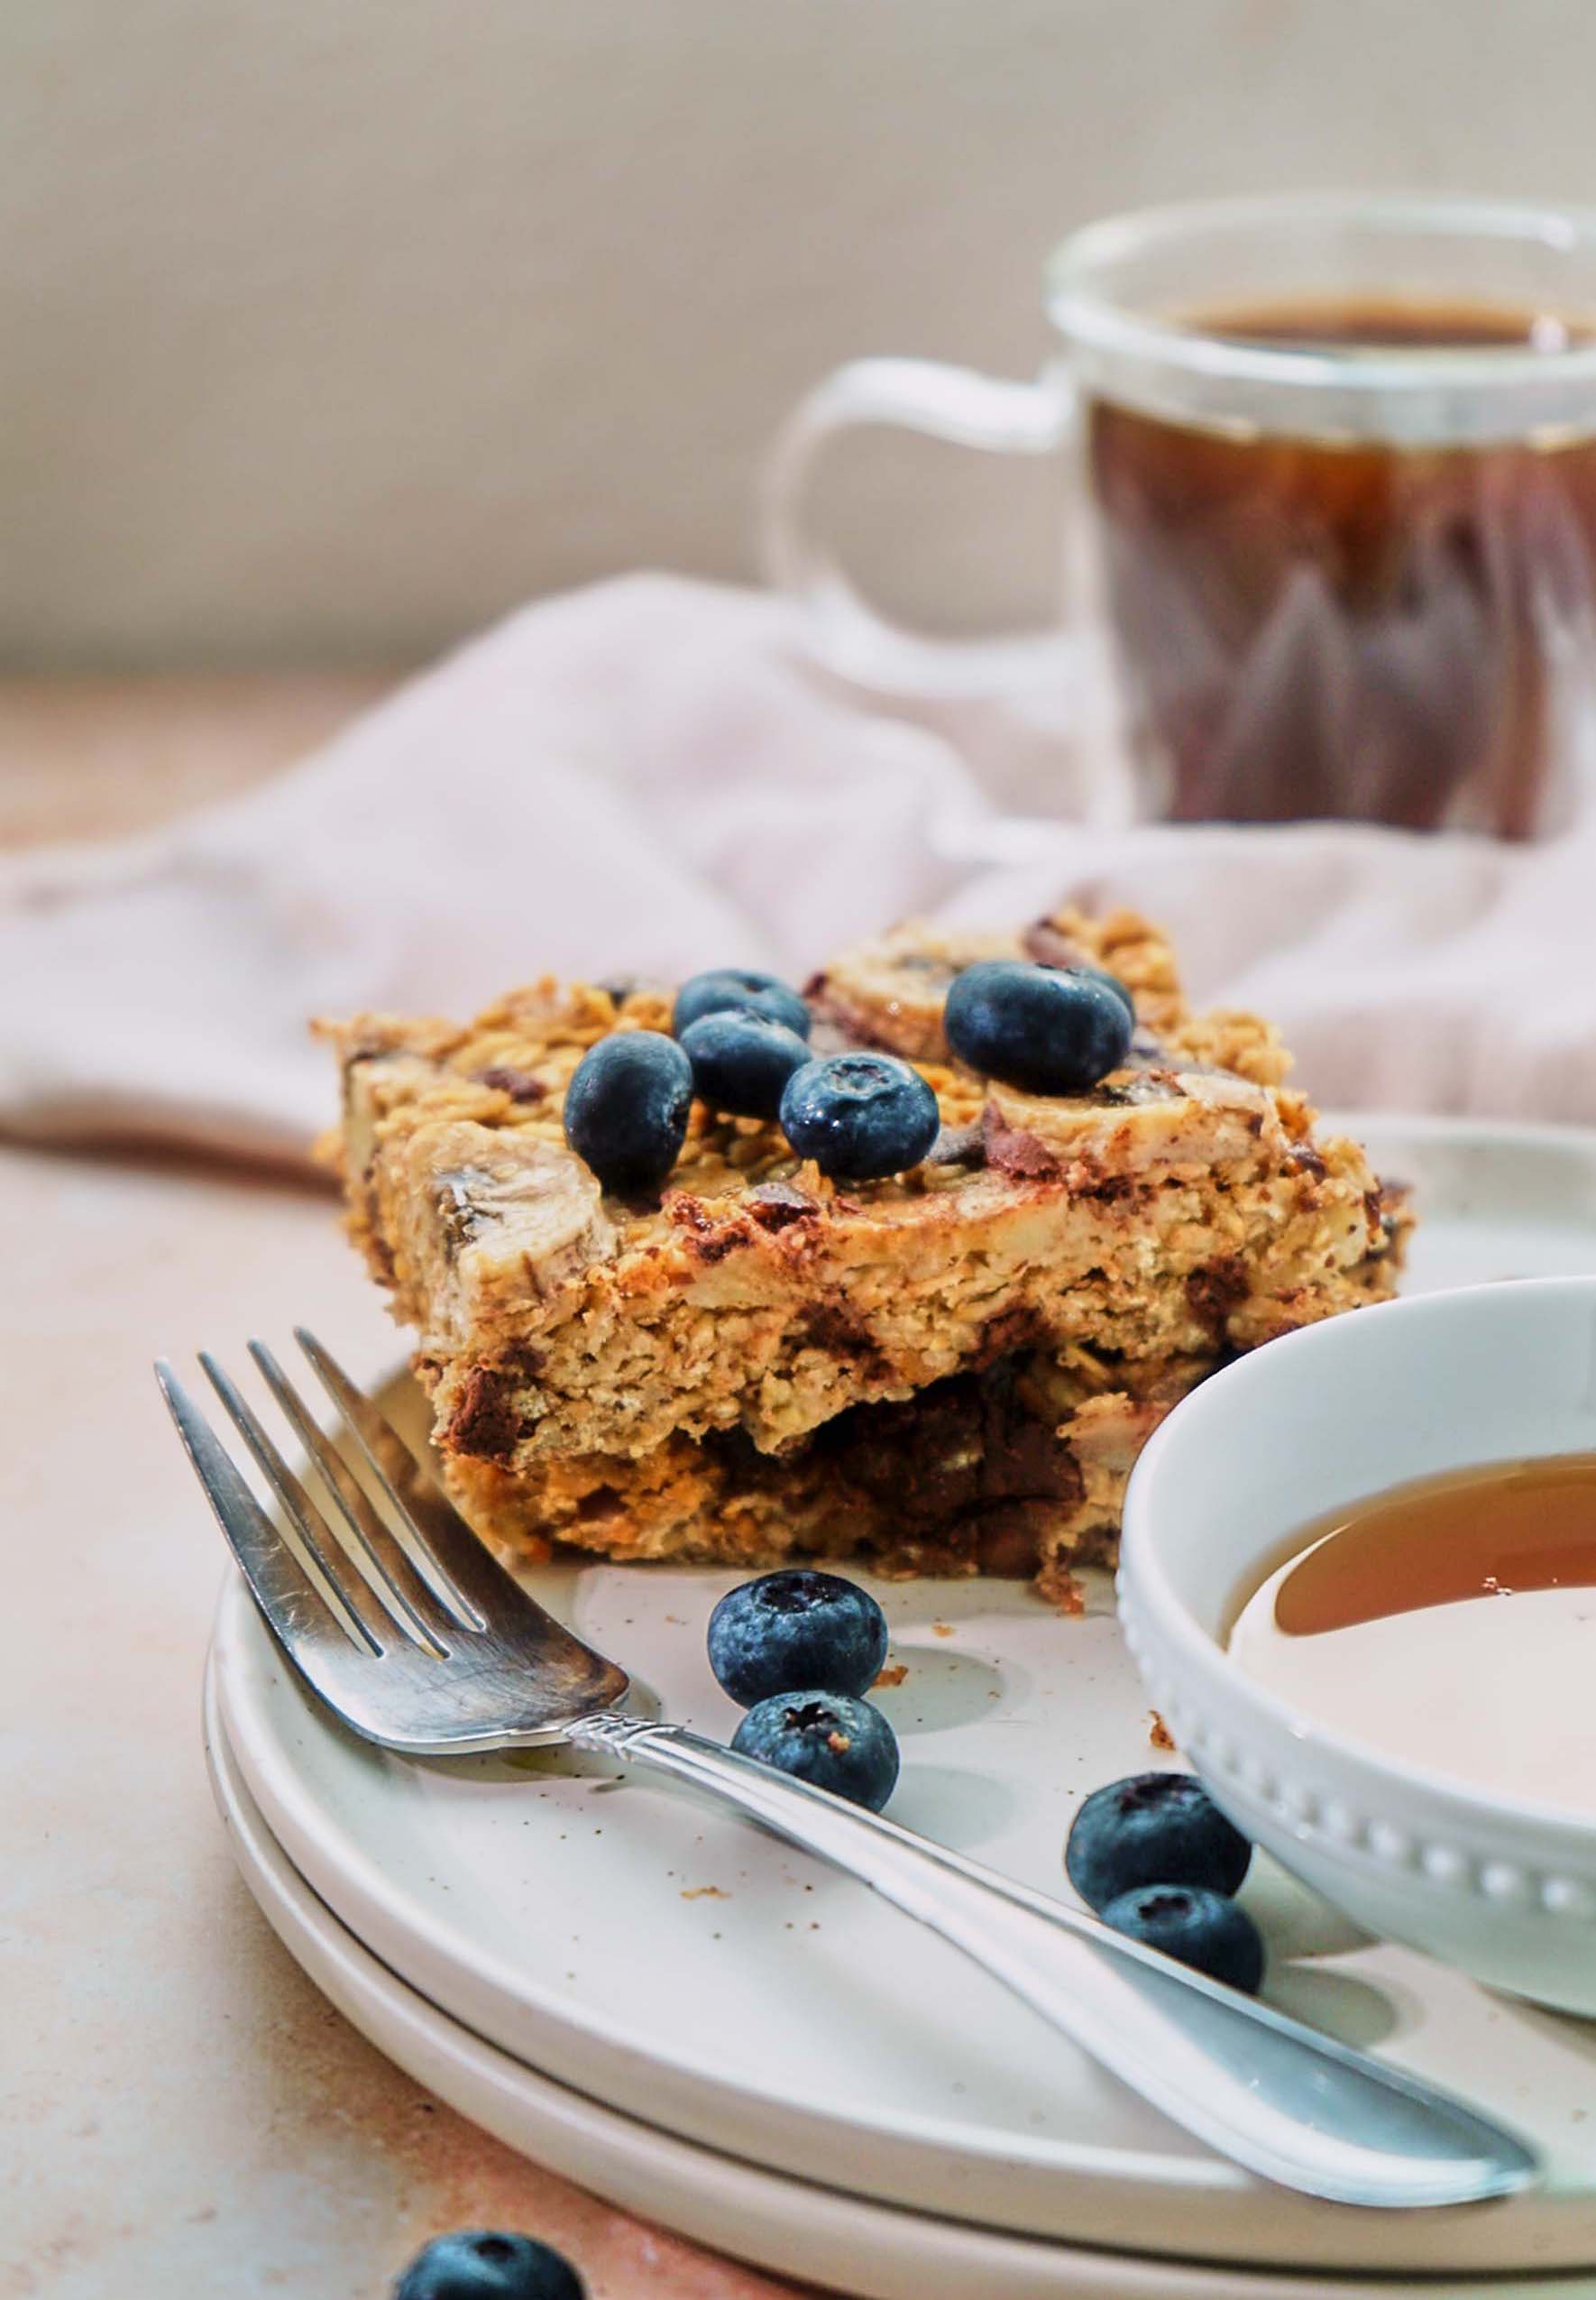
2,571 -> 1592,1169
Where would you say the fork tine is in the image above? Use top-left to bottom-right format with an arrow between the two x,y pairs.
293,1327 -> 511,1624
197,1351 -> 406,1657
155,1360 -> 381,1659
243,1341 -> 453,1653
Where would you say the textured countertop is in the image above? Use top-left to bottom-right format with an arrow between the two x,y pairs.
1,678 -> 808,2299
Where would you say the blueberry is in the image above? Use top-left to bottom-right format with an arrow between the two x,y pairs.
1100,1883 -> 1265,1993
1063,961 -> 1137,1027
943,960 -> 1133,1095
674,968 -> 811,1040
564,1032 -> 692,1195
779,1053 -> 940,1181
732,1689 -> 900,1810
393,2230 -> 586,2300
1066,1771 -> 1252,1911
709,1570 -> 890,1707
680,1011 -> 812,1119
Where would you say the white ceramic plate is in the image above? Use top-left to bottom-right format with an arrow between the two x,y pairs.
208,1119 -> 1596,2277
203,1682 -> 1596,2300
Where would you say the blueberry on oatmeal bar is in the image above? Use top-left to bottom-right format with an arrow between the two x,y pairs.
673,967 -> 811,1040
944,959 -> 1133,1096
778,1051 -> 941,1182
681,1010 -> 812,1120
564,1031 -> 692,1195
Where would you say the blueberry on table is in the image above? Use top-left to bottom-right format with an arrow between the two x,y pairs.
732,1689 -> 901,1810
709,1569 -> 890,1706
680,1011 -> 812,1119
563,1031 -> 692,1195
1100,1883 -> 1266,1994
943,960 -> 1133,1095
1066,1771 -> 1252,1911
673,967 -> 812,1040
392,2230 -> 586,2300
779,1052 -> 940,1181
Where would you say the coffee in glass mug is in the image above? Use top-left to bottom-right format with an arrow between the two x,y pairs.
766,198 -> 1596,837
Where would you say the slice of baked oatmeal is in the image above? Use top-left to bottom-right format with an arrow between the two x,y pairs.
320,908 -> 1408,1595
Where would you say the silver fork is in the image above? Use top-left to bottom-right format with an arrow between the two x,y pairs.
158,1329 -> 1539,2210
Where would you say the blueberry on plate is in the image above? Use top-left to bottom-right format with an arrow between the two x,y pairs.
1100,1883 -> 1265,1994
732,1689 -> 900,1811
673,967 -> 812,1040
1066,1771 -> 1252,1911
943,959 -> 1133,1096
709,1569 -> 890,1706
779,1052 -> 940,1181
393,2230 -> 586,2300
680,1011 -> 812,1119
564,1031 -> 693,1195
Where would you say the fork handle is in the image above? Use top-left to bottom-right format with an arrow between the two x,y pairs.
569,1712 -> 1534,2207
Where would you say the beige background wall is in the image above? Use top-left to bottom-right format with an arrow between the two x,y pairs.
5,0 -> 1593,668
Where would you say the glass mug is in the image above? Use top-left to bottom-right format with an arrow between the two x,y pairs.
763,195 -> 1596,837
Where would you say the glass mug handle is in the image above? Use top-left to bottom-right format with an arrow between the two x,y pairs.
761,357 -> 1078,695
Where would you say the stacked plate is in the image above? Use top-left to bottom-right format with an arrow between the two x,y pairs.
206,1120 -> 1596,2300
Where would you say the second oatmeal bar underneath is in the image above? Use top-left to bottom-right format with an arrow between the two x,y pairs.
442,1347 -> 1223,1605
322,908 -> 1409,1594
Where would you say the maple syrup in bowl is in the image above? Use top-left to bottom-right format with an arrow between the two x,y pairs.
1117,1278 -> 1596,2011
1227,1455 -> 1596,1814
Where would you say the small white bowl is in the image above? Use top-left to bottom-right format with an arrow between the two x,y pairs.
1118,1275 -> 1596,2015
